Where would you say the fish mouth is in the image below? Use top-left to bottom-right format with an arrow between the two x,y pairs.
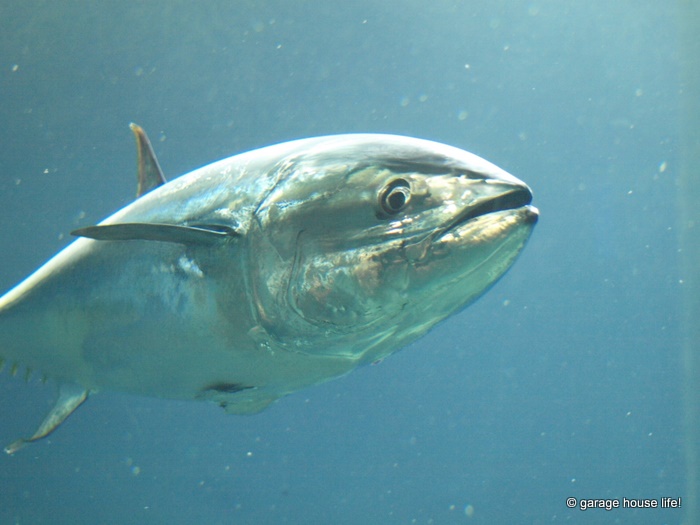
440,185 -> 537,237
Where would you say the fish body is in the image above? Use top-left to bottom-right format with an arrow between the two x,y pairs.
1,129 -> 537,451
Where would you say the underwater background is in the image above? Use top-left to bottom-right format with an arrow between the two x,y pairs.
0,1 -> 686,524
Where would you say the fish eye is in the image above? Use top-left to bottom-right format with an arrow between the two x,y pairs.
379,179 -> 411,216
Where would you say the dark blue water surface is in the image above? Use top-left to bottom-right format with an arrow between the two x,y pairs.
0,2 -> 684,524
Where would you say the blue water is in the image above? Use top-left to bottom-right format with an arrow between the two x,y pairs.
0,2 -> 683,524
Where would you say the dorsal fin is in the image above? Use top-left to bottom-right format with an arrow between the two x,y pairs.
130,123 -> 167,198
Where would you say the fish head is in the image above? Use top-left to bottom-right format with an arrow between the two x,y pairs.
248,135 -> 538,362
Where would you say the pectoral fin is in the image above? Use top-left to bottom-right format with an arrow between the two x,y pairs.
71,223 -> 239,245
196,384 -> 277,414
5,383 -> 89,455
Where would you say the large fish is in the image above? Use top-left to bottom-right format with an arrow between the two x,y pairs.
0,125 -> 537,453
